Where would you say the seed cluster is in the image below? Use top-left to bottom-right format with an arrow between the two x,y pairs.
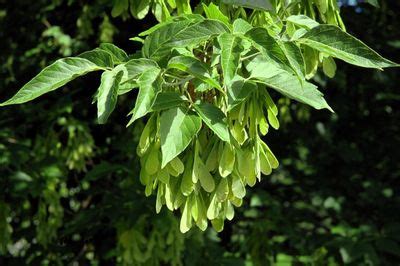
138,88 -> 279,233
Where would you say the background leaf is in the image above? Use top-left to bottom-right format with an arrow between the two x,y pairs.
365,0 -> 380,7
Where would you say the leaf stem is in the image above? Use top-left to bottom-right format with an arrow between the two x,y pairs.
240,52 -> 261,62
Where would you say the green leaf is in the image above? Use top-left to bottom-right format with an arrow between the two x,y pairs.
218,33 -> 244,85
246,28 -> 295,74
142,19 -> 196,60
247,28 -> 306,82
122,58 -> 159,84
99,43 -> 129,64
279,41 -> 306,81
138,14 -> 203,37
233,18 -> 253,34
97,68 -> 124,124
168,56 -> 222,91
79,48 -> 114,68
169,19 -> 230,47
194,102 -> 230,142
151,92 -> 188,111
160,107 -> 202,167
129,0 -> 150,19
143,19 -> 229,61
117,59 -> 159,95
222,0 -> 274,11
0,57 -> 104,106
286,15 -> 319,30
202,3 -> 230,27
227,77 -> 257,110
247,55 -> 333,111
111,0 -> 129,17
299,25 -> 398,69
127,67 -> 161,125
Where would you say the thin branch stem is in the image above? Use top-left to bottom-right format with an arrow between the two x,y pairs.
164,77 -> 192,87
241,52 -> 261,62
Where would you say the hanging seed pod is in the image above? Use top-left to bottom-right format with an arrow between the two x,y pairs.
259,144 -> 272,175
323,56 -> 337,78
180,198 -> 193,233
164,183 -> 174,211
237,148 -> 257,187
170,156 -> 185,175
207,193 -> 219,220
137,115 -> 156,156
194,195 -> 208,231
157,168 -> 170,184
145,144 -> 160,176
260,140 -> 279,169
216,178 -> 229,202
193,141 -> 215,192
231,172 -> 246,199
231,121 -> 248,144
205,139 -> 219,172
181,153 -> 195,196
156,184 -> 164,213
219,143 -> 235,177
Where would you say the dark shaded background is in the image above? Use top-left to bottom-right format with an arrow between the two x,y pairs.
0,0 -> 399,265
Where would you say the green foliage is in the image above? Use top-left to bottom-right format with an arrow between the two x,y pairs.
1,0 -> 399,265
1,0 -> 397,235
